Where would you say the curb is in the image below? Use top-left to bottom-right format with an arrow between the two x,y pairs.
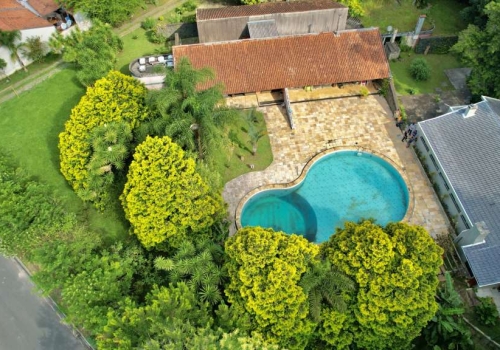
13,257 -> 95,350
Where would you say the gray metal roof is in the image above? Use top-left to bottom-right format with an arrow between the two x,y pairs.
248,20 -> 279,39
419,96 -> 500,287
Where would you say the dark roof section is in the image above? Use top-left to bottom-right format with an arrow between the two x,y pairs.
173,28 -> 390,95
419,96 -> 500,287
248,19 -> 279,38
197,0 -> 347,21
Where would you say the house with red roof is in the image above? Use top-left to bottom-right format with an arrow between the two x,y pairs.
0,0 -> 86,75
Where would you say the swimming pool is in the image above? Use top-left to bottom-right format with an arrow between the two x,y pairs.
240,151 -> 409,243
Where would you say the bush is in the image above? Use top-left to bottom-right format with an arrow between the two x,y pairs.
409,57 -> 431,81
399,43 -> 413,53
141,17 -> 156,30
475,297 -> 499,326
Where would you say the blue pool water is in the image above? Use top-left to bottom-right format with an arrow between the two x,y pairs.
240,151 -> 409,243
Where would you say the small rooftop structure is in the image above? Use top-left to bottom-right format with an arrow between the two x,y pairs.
418,96 -> 500,287
173,28 -> 390,95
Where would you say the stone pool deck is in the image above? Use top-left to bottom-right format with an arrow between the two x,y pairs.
222,94 -> 449,238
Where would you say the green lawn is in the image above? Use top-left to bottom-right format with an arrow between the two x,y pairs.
0,53 -> 61,86
363,0 -> 466,35
0,69 -> 129,242
390,52 -> 462,95
215,110 -> 273,184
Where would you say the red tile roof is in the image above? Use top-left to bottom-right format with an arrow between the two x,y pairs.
0,0 -> 58,31
173,29 -> 390,95
197,0 -> 347,21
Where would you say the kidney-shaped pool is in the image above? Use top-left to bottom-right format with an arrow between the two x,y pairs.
240,151 -> 409,243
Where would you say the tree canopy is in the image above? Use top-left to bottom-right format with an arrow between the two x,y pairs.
224,227 -> 319,349
62,0 -> 144,27
121,136 -> 224,249
452,1 -> 500,99
141,57 -> 238,165
59,70 -> 148,209
321,221 -> 443,349
49,21 -> 122,86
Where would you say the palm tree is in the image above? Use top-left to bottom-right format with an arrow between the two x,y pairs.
299,260 -> 355,322
80,122 -> 132,201
0,30 -> 27,72
142,57 -> 239,163
154,237 -> 228,306
245,109 -> 266,155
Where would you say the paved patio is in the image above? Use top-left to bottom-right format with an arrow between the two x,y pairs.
222,94 -> 449,238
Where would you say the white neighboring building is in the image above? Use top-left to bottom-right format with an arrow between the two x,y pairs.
0,0 -> 82,76
415,96 -> 500,290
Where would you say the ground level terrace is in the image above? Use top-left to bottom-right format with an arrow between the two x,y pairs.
223,94 -> 449,238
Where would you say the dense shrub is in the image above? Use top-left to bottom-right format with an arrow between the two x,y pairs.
141,17 -> 156,30
475,297 -> 499,326
409,57 -> 431,81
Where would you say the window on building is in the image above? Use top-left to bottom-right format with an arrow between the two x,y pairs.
439,173 -> 450,190
429,154 -> 439,171
420,136 -> 430,152
450,193 -> 461,212
461,215 -> 471,229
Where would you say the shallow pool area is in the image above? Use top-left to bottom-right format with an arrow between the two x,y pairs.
240,151 -> 409,243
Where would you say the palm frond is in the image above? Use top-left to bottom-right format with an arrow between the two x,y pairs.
154,256 -> 175,271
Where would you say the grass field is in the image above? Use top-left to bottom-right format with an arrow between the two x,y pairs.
363,0 -> 466,35
0,69 -> 129,242
214,110 -> 273,184
390,52 -> 462,95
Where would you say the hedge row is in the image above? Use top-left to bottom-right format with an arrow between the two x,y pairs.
415,36 -> 459,54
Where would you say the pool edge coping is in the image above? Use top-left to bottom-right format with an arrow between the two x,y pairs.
234,146 -> 415,232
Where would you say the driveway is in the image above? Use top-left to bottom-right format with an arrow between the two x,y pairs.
0,255 -> 87,350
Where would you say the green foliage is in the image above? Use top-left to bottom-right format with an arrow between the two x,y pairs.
298,260 -> 354,323
410,57 -> 431,81
245,109 -> 267,156
423,272 -> 473,349
415,36 -> 459,55
63,0 -> 144,27
452,2 -> 500,98
97,283 -> 212,349
225,227 -> 319,349
121,136 -> 224,249
154,237 -> 228,306
61,243 -> 150,333
142,57 -> 239,164
0,57 -> 6,71
0,154 -> 73,257
48,21 -> 123,86
83,121 -> 133,203
20,36 -> 47,63
400,43 -> 413,53
321,221 -> 443,349
59,70 -> 148,209
141,17 -> 156,30
475,296 -> 499,326
337,0 -> 365,17
0,29 -> 27,71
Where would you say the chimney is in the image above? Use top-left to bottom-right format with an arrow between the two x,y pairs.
464,104 -> 478,118
414,14 -> 426,36
390,29 -> 398,43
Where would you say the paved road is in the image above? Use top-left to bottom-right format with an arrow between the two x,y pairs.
0,255 -> 87,350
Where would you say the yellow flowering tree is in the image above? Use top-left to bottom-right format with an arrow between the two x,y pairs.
121,136 -> 223,249
59,71 -> 148,208
321,221 -> 443,349
225,227 -> 319,349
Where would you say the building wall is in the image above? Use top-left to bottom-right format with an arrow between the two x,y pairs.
415,125 -> 473,234
0,26 -> 56,76
197,8 -> 348,43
